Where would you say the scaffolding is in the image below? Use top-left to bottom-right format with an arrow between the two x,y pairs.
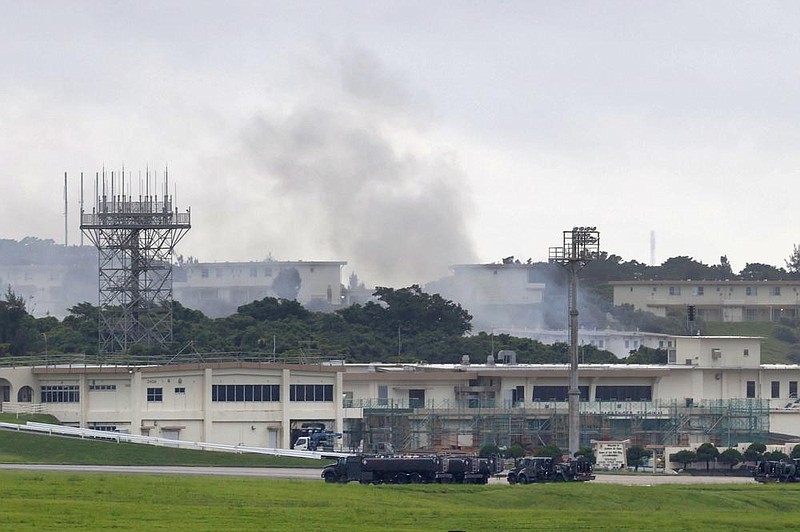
347,398 -> 771,453
80,171 -> 190,356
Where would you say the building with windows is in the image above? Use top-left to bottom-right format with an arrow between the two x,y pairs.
429,263 -> 547,330
173,260 -> 347,318
492,328 -> 673,359
3,335 -> 800,452
611,280 -> 800,322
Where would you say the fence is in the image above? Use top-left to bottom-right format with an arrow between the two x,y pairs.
0,421 -> 350,460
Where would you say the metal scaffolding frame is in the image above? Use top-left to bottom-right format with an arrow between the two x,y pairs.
80,171 -> 190,356
347,398 -> 771,453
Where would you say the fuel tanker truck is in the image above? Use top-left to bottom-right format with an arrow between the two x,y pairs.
321,454 -> 502,484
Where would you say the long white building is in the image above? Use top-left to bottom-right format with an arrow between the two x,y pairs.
1,335 -> 797,452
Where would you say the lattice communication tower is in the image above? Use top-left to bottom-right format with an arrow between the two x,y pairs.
80,170 -> 191,357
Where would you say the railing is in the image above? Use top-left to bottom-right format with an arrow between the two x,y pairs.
0,421 -> 350,459
0,402 -> 47,415
0,352 -> 337,368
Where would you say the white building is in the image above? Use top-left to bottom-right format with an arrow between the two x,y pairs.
174,260 -> 347,317
2,335 -> 798,452
611,280 -> 800,322
494,328 -> 673,359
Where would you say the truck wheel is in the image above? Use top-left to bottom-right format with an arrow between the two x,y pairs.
323,471 -> 337,483
507,474 -> 517,485
519,474 -> 529,485
409,473 -> 423,484
394,474 -> 408,484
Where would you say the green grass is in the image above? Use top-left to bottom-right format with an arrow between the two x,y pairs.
0,471 -> 795,530
0,412 -> 62,425
0,428 -> 323,467
704,322 -> 787,363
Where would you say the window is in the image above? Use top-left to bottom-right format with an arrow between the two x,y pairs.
694,286 -> 704,296
532,386 -> 590,401
289,384 -> 333,402
595,385 -> 652,401
771,286 -> 781,296
743,349 -> 750,357
250,267 -> 258,277
174,387 -> 186,394
201,268 -> 209,278
88,425 -> 118,432
512,385 -> 525,404
791,381 -> 798,399
746,381 -> 756,398
408,389 -> 426,408
746,286 -> 757,296
147,387 -> 163,402
378,385 -> 388,406
211,384 -> 279,402
88,384 -> 117,391
40,385 -> 80,403
668,286 -> 681,295
772,381 -> 780,399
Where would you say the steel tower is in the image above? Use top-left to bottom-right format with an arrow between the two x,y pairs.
80,171 -> 190,357
549,226 -> 600,456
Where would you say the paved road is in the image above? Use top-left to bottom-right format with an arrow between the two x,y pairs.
0,464 -> 323,479
0,464 -> 757,484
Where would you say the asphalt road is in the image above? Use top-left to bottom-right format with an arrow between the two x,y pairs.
0,464 -> 757,484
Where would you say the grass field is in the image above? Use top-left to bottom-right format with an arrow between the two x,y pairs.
2,416 -> 796,530
0,471 -> 797,531
0,419 -> 321,468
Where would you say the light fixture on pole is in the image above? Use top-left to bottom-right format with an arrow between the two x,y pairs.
549,226 -> 600,456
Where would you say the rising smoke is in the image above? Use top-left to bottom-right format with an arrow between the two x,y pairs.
229,46 -> 478,288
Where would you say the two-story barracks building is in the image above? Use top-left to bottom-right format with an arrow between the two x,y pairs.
1,336 -> 799,450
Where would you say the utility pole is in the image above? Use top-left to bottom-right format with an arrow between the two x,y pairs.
549,227 -> 600,456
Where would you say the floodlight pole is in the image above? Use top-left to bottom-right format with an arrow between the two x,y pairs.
549,227 -> 600,457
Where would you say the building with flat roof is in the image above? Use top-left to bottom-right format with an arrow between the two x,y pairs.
611,280 -> 800,322
4,335 -> 799,453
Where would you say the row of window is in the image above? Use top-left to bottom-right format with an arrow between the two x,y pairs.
41,385 -> 80,403
212,384 -> 280,402
528,386 -> 653,402
89,384 -> 117,391
290,384 -> 334,402
664,286 -> 783,296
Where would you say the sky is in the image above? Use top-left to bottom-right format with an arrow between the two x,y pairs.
2,1 -> 800,288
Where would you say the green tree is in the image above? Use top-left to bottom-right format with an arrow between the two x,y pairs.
718,448 -> 743,470
786,244 -> 800,276
534,444 -> 565,462
505,443 -> 525,459
479,443 -> 501,458
670,450 -> 697,470
574,446 -> 596,464
739,263 -> 786,281
764,450 -> 789,462
744,442 -> 766,464
626,445 -> 651,472
791,444 -> 800,459
695,443 -> 719,471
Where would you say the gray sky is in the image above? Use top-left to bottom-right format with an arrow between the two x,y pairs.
2,1 -> 800,287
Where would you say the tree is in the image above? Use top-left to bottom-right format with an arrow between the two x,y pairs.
670,450 -> 697,470
739,262 -> 786,281
743,442 -> 766,464
534,444 -> 565,462
791,444 -> 800,460
479,443 -> 501,458
695,443 -> 719,471
272,267 -> 302,300
718,448 -> 743,470
626,445 -> 651,472
786,244 -> 800,276
764,450 -> 789,462
574,446 -> 596,464
505,443 -> 525,459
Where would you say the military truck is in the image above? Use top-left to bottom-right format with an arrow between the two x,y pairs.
506,456 -> 595,484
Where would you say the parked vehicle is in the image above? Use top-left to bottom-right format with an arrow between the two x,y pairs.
754,459 -> 800,483
321,454 -> 502,484
506,456 -> 595,484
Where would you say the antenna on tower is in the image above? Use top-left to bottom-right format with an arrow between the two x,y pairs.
64,172 -> 69,247
650,230 -> 656,266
